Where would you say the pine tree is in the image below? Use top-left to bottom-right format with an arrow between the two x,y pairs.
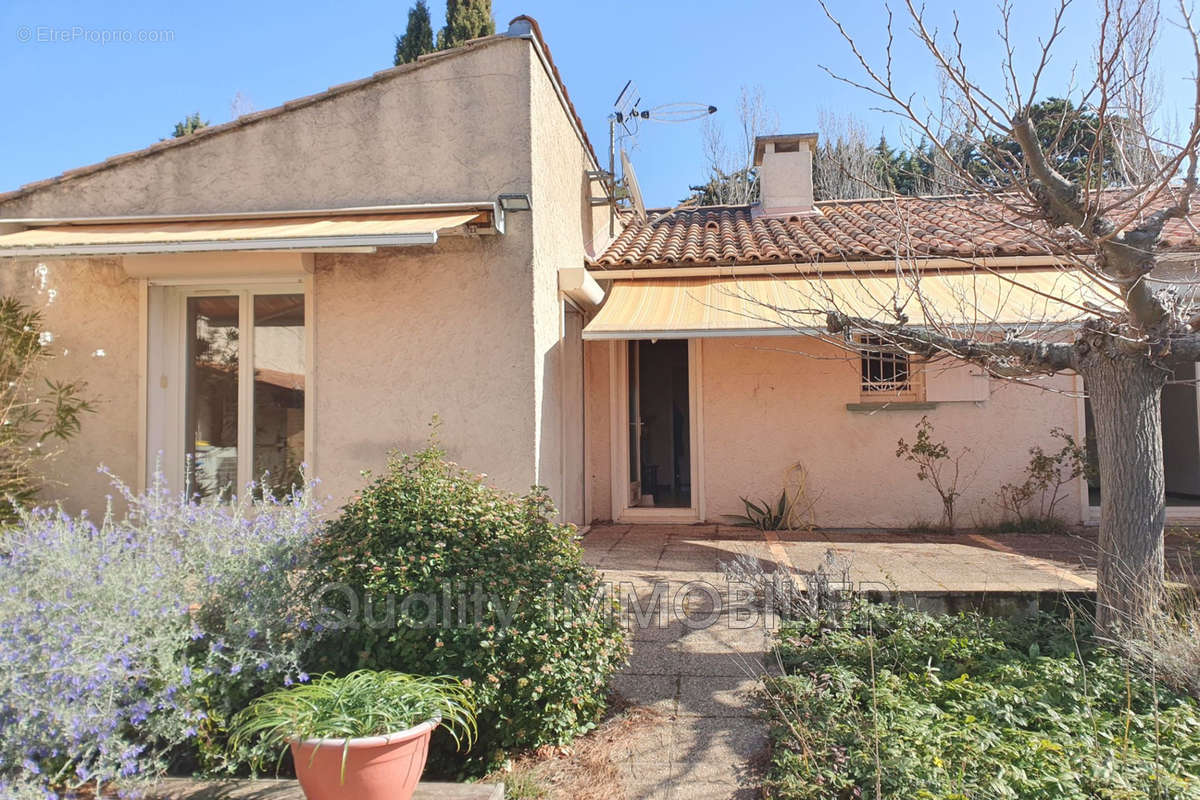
170,113 -> 208,139
436,0 -> 495,50
394,0 -> 435,65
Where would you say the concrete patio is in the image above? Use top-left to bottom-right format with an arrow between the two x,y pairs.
583,523 -> 1198,799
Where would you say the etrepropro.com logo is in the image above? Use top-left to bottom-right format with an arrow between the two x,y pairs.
16,25 -> 175,44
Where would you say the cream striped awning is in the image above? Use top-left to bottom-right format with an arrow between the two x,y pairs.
0,211 -> 486,257
581,270 -> 1120,340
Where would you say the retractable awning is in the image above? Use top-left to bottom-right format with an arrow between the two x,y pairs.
581,270 -> 1119,340
0,209 -> 491,257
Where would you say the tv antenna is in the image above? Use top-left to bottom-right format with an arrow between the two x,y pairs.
599,80 -> 717,227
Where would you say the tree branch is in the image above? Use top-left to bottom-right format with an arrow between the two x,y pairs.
1012,114 -> 1175,332
1159,331 -> 1200,361
826,310 -> 1077,374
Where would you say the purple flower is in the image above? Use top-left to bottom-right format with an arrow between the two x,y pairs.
0,466 -> 322,794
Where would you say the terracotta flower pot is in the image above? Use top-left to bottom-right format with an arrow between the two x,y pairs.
289,718 -> 438,800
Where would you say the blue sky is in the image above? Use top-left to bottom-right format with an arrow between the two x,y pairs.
1,0 -> 1197,207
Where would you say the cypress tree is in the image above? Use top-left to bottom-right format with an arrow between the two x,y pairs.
436,0 -> 495,50
394,0 -> 436,65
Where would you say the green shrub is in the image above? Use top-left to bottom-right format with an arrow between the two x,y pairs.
764,603 -> 1200,799
996,427 -> 1093,531
896,416 -> 968,530
308,444 -> 628,773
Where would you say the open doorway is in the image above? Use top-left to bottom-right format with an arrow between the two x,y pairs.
627,340 -> 691,508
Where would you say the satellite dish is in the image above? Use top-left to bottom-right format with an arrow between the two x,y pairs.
620,148 -> 647,220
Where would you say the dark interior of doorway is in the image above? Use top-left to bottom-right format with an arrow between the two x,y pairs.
1085,361 -> 1200,506
634,340 -> 691,508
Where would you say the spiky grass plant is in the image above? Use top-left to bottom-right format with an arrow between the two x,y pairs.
725,491 -> 792,530
230,670 -> 476,769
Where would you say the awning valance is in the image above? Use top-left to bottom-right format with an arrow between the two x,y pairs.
0,210 -> 488,257
581,270 -> 1119,340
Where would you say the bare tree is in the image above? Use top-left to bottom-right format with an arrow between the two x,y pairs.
814,110 -> 884,199
689,86 -> 778,205
230,91 -> 257,120
1108,0 -> 1177,188
757,0 -> 1200,632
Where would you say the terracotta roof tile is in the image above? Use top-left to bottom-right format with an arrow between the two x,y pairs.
593,192 -> 1200,269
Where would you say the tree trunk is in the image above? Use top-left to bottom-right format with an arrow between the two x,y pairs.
1079,352 -> 1167,634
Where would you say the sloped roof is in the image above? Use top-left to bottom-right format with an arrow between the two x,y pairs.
590,193 -> 1200,269
0,16 -> 596,207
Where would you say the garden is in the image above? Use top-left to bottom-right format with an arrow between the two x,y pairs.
4,289 -> 1200,800
762,601 -> 1200,799
0,436 -> 629,799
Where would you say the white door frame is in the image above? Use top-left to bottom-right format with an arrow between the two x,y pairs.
609,338 -> 705,523
145,278 -> 312,494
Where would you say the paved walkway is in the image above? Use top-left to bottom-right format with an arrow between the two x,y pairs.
589,526 -> 774,799
583,523 -> 1198,799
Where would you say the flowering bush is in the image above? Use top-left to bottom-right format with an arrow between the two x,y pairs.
0,470 -> 323,798
308,444 -> 628,773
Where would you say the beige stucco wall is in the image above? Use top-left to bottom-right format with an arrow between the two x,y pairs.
527,44 -> 613,524
312,236 -> 540,505
585,335 -> 1084,528
0,232 -> 546,517
0,39 -> 535,218
585,340 -> 613,522
0,258 -> 140,513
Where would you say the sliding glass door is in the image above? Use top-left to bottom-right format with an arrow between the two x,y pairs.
184,295 -> 241,497
170,287 -> 306,497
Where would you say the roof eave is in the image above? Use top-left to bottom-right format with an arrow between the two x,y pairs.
0,201 -> 499,227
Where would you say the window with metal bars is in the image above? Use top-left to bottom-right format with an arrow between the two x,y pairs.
858,335 -> 912,394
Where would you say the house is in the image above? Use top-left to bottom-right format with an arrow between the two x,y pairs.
1,18 -> 1198,529
582,136 -> 1200,528
0,17 -> 607,523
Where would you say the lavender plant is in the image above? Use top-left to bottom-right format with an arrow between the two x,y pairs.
0,468 -> 325,798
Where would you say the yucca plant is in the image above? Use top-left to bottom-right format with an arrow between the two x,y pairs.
230,670 -> 476,775
725,491 -> 790,530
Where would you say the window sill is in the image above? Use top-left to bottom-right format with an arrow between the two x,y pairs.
846,401 -> 938,412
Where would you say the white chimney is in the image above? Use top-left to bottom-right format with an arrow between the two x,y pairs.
753,133 -> 819,216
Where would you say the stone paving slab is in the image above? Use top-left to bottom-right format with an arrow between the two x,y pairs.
583,524 -> 1132,594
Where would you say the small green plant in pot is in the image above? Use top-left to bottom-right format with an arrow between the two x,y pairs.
230,671 -> 475,800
